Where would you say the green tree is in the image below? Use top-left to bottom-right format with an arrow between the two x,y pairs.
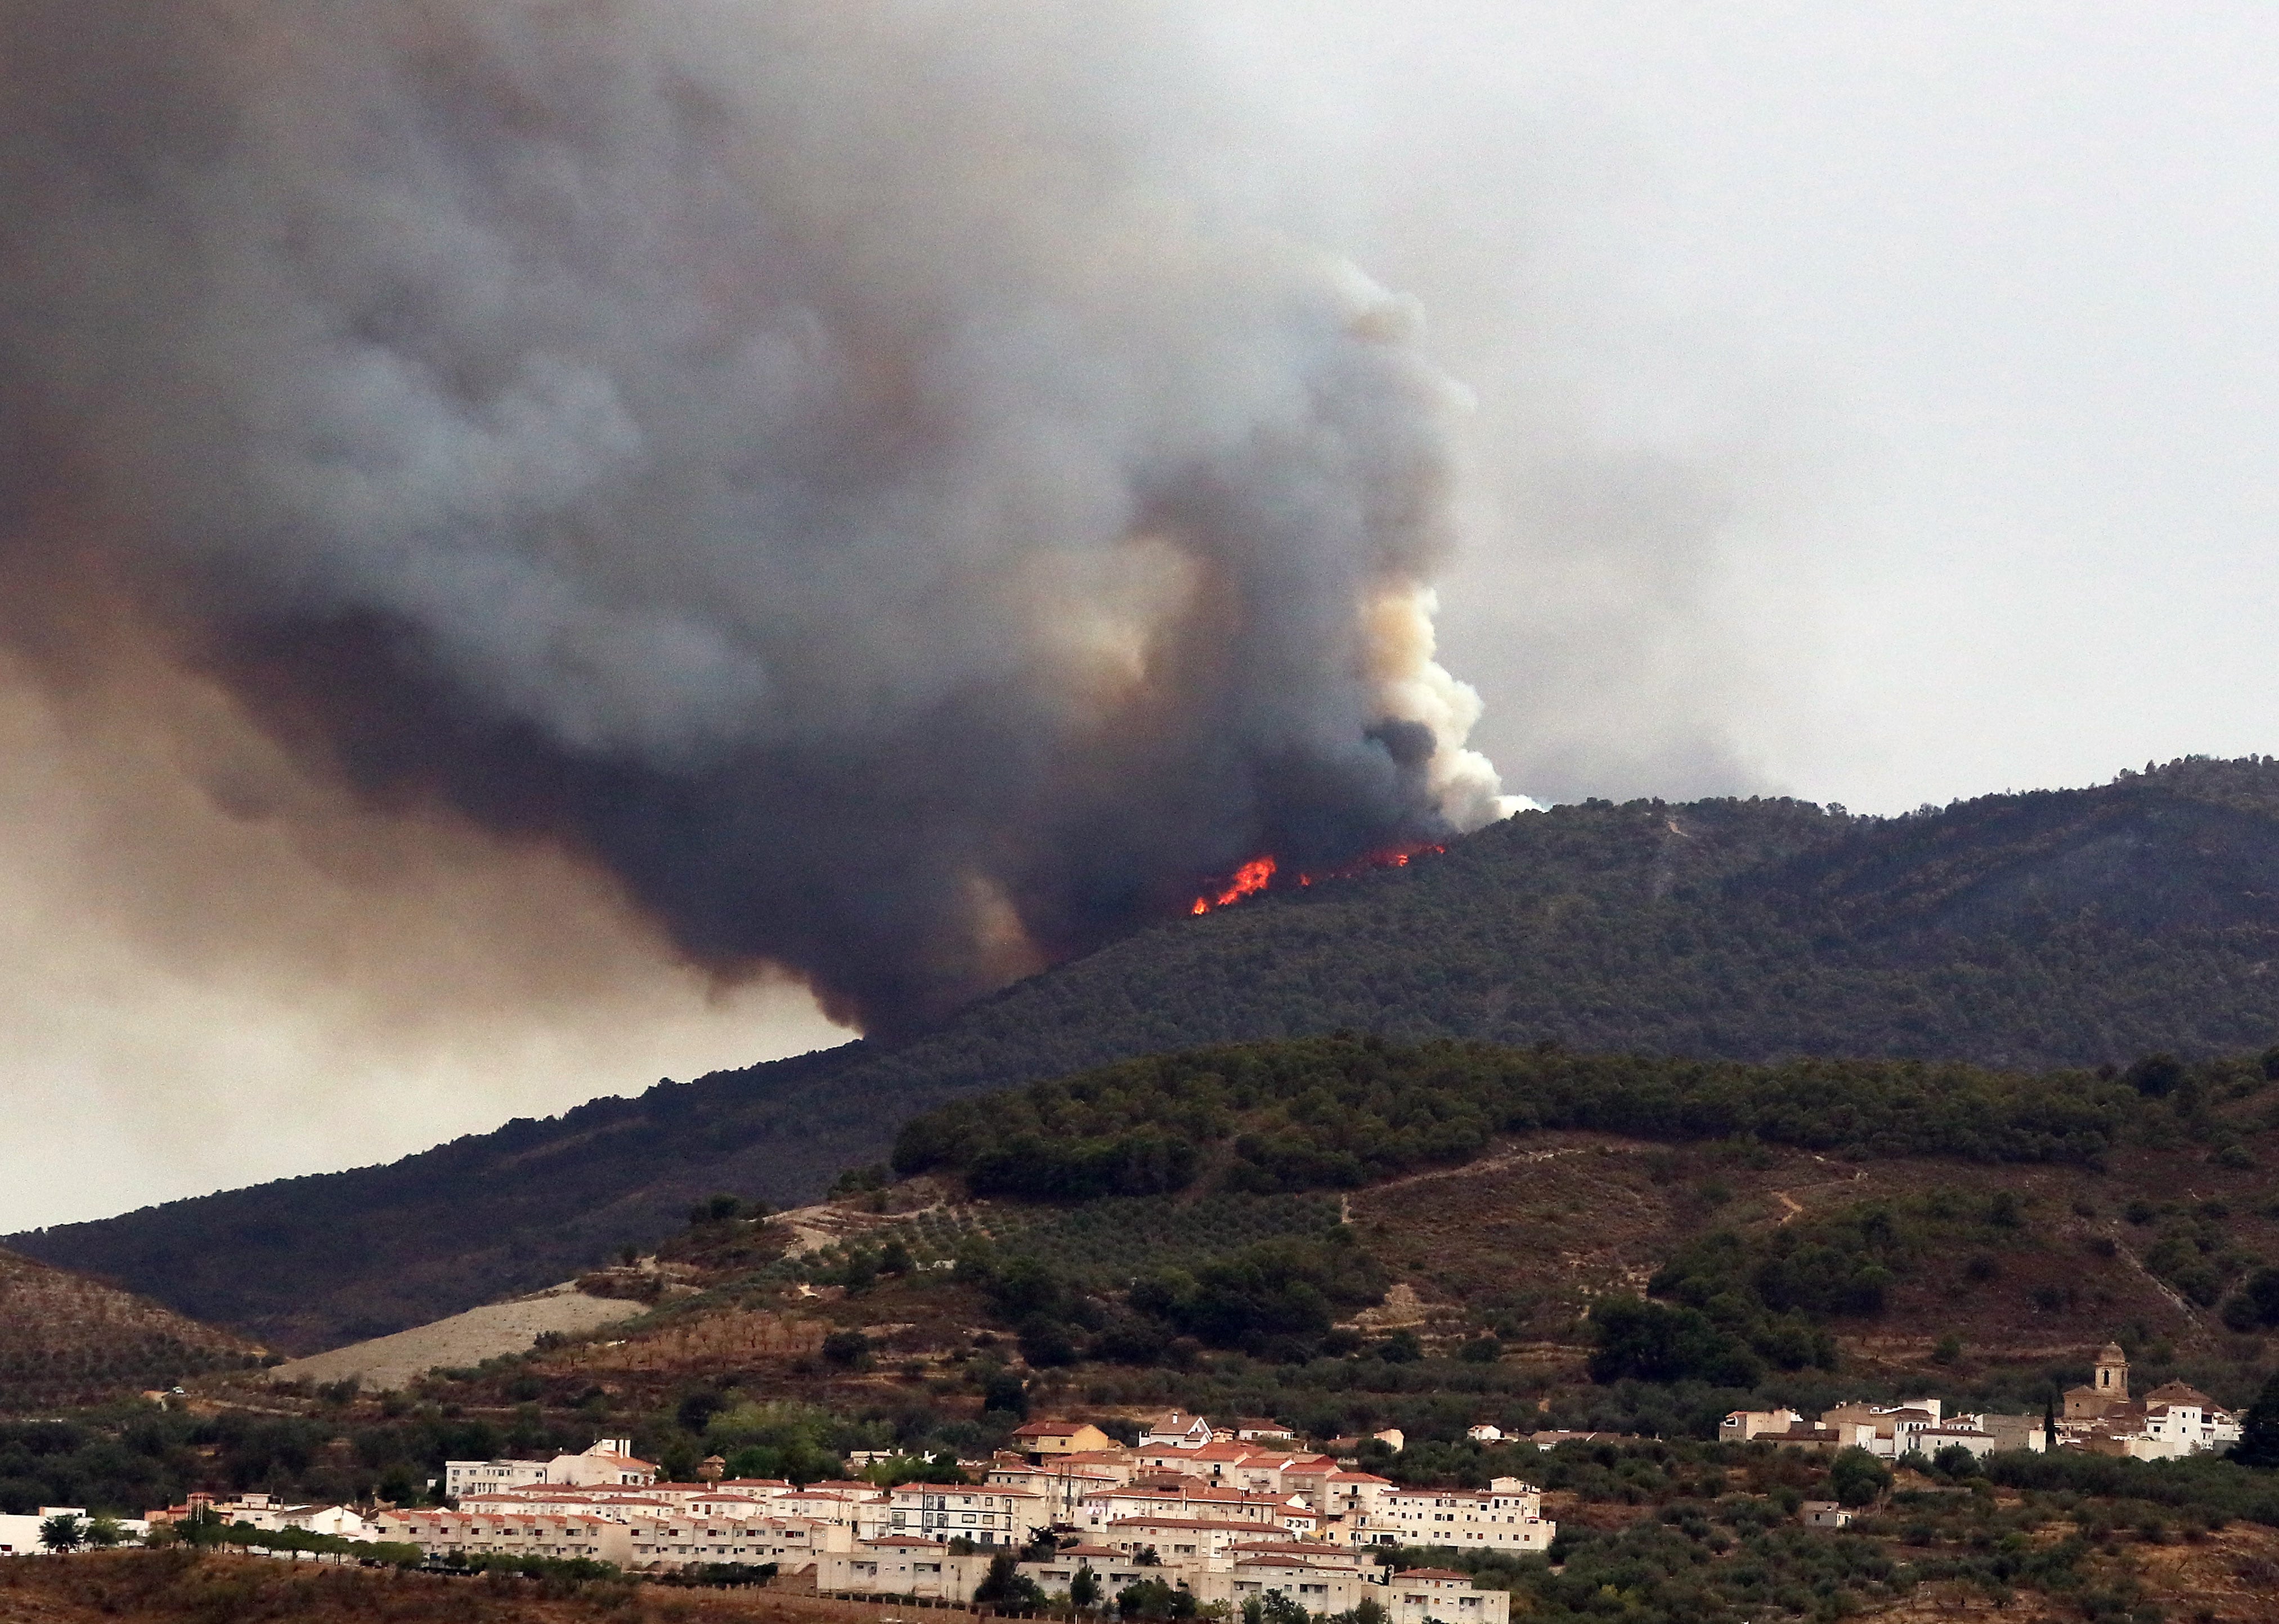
38,1513 -> 83,1553
1071,1564 -> 1102,1610
865,1452 -> 967,1487
83,1515 -> 123,1549
976,1552 -> 1046,1609
2224,1267 -> 2279,1332
980,1368 -> 1030,1419
1119,1577 -> 1197,1619
690,1193 -> 743,1226
1587,1296 -> 1760,1386
1829,1446 -> 1892,1508
2231,1370 -> 2279,1467
1932,1443 -> 1980,1478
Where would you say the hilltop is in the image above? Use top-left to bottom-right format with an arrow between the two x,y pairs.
0,1246 -> 264,1410
20,755 -> 2279,1353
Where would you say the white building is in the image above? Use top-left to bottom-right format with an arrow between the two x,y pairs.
1311,1469 -> 1396,1527
1816,1403 -> 1942,1460
1386,1567 -> 1513,1624
443,1437 -> 656,1501
1098,1516 -> 1284,1563
2137,1387 -> 2243,1458
1019,1541 -> 1153,1596
985,1459 -> 1127,1523
187,1493 -> 369,1541
1077,1479 -> 1304,1536
1354,1479 -> 1553,1554
1719,1408 -> 1805,1443
812,1533 -> 1509,1623
0,1508 -> 148,1556
818,1535 -> 994,1598
620,1514 -> 835,1568
548,1438 -> 660,1489
443,1457 -> 553,1500
1913,1424 -> 1999,1462
1139,1411 -> 1215,1449
371,1508 -> 630,1563
885,1483 -> 1042,1546
1223,1420 -> 1299,1444
1192,1552 -> 1396,1619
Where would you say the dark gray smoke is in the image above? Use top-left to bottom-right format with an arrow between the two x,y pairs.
0,0 -> 1510,1035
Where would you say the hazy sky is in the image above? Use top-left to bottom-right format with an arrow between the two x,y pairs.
1236,1 -> 2279,814
6,1 -> 2276,1232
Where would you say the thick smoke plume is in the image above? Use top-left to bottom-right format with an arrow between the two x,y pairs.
0,0 -> 1510,1036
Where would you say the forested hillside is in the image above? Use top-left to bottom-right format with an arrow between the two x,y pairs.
19,755 -> 2279,1353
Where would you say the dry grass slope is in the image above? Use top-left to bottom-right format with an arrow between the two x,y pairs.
268,1284 -> 645,1392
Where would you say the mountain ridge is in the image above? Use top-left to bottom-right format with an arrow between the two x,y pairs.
17,754 -> 2279,1352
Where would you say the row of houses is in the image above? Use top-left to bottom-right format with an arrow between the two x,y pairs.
145,1491 -> 376,1540
1720,1397 -> 2045,1459
1719,1346 -> 2242,1464
410,1453 -> 1553,1558
335,1416 -> 1551,1605
369,1512 -> 1509,1623
821,1536 -> 1508,1624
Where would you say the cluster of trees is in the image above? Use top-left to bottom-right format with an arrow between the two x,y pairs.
32,1511 -> 127,1551
1607,1195 -> 2005,1384
954,1232 -> 1388,1368
678,1399 -> 851,1485
894,1035 -> 2153,1207
966,1132 -> 1201,1203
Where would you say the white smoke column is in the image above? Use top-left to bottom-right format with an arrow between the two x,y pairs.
0,0 -> 1510,1034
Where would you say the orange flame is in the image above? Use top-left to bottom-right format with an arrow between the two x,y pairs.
1188,842 -> 1445,916
1189,854 -> 1277,914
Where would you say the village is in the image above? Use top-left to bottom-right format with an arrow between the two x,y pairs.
1716,1343 -> 2244,1484
102,1409 -> 1549,1618
1,1352 -> 2246,1614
